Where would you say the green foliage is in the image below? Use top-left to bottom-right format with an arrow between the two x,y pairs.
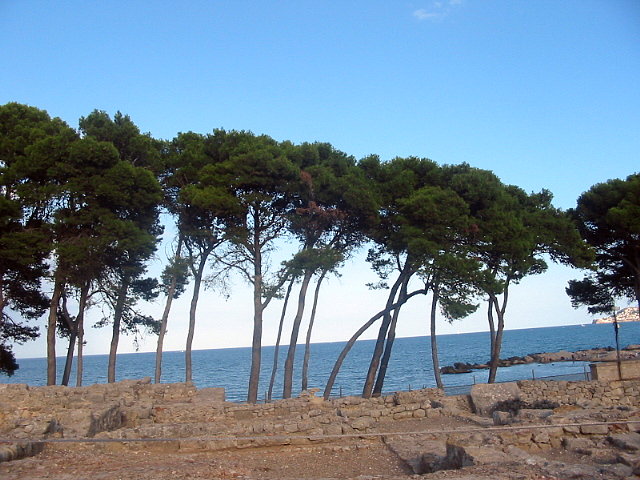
567,173 -> 640,312
0,344 -> 19,376
0,103 -> 78,372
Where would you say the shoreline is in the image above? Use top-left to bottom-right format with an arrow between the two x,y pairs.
441,344 -> 640,374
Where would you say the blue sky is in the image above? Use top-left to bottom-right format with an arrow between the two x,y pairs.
2,1 -> 639,358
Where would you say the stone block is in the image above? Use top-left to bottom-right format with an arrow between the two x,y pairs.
470,382 -> 521,416
323,423 -> 343,436
608,432 -> 640,451
563,437 -> 595,452
351,416 -> 374,430
580,424 -> 609,435
193,387 -> 225,403
445,443 -> 511,468
492,411 -> 512,426
393,411 -> 413,420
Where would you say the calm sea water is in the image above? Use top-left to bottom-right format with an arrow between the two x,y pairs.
4,323 -> 639,402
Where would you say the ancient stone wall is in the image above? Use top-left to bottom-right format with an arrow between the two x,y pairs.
517,379 -> 640,408
1,377 -> 639,444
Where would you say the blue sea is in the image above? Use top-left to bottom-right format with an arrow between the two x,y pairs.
3,323 -> 639,402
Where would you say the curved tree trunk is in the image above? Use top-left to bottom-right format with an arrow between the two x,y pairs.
108,278 -> 130,383
429,285 -> 443,389
155,236 -> 183,384
75,283 -> 89,387
47,278 -> 63,386
268,278 -> 295,402
185,248 -> 210,383
301,270 -> 327,392
282,270 -> 314,399
373,275 -> 411,396
60,293 -> 76,387
322,287 -> 426,400
362,264 -> 410,398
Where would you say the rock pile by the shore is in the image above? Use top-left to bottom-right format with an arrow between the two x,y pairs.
441,344 -> 640,374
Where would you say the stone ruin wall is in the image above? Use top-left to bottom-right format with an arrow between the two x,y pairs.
1,377 -> 640,464
517,378 -> 640,408
0,377 -> 638,441
0,379 -> 640,456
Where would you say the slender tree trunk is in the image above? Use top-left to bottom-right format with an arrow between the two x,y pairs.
323,311 -> 386,400
247,219 -> 263,404
268,278 -> 295,402
373,275 -> 410,396
60,294 -> 76,386
429,285 -> 444,389
487,298 -> 496,364
0,280 -> 6,321
47,278 -> 63,386
75,283 -> 89,387
487,289 -> 508,383
61,334 -> 76,386
155,236 -> 183,384
301,270 -> 327,392
185,250 -> 210,383
323,287 -> 426,400
108,278 -> 130,383
283,270 -> 314,399
362,264 -> 410,398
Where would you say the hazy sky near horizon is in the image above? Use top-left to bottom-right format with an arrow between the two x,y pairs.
2,1 -> 639,359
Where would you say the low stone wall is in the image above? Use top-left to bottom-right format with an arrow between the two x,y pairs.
591,359 -> 640,381
0,379 -> 450,442
518,378 -> 640,408
1,376 -> 639,444
0,378 -> 203,439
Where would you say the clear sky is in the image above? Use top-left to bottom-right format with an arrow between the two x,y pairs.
2,1 -> 639,359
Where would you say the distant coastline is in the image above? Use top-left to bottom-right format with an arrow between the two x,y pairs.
592,306 -> 640,324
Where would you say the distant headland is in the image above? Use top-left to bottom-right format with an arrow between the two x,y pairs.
592,306 -> 640,324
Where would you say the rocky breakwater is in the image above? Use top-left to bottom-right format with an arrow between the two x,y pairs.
441,343 -> 640,374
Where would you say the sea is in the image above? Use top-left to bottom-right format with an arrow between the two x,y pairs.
3,323 -> 639,403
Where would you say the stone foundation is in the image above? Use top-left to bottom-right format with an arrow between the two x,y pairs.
1,376 -> 639,467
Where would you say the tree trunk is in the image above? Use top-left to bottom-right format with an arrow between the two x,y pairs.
61,333 -> 76,386
268,278 -> 294,402
283,270 -> 314,399
155,236 -> 183,384
362,264 -> 410,398
322,287 -> 426,400
373,275 -> 410,396
47,278 -> 63,386
75,283 -> 89,387
60,293 -> 76,386
247,219 -> 263,404
429,285 -> 443,389
108,278 -> 130,383
487,289 -> 508,383
301,270 -> 327,392
487,298 -> 496,365
185,249 -> 209,383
